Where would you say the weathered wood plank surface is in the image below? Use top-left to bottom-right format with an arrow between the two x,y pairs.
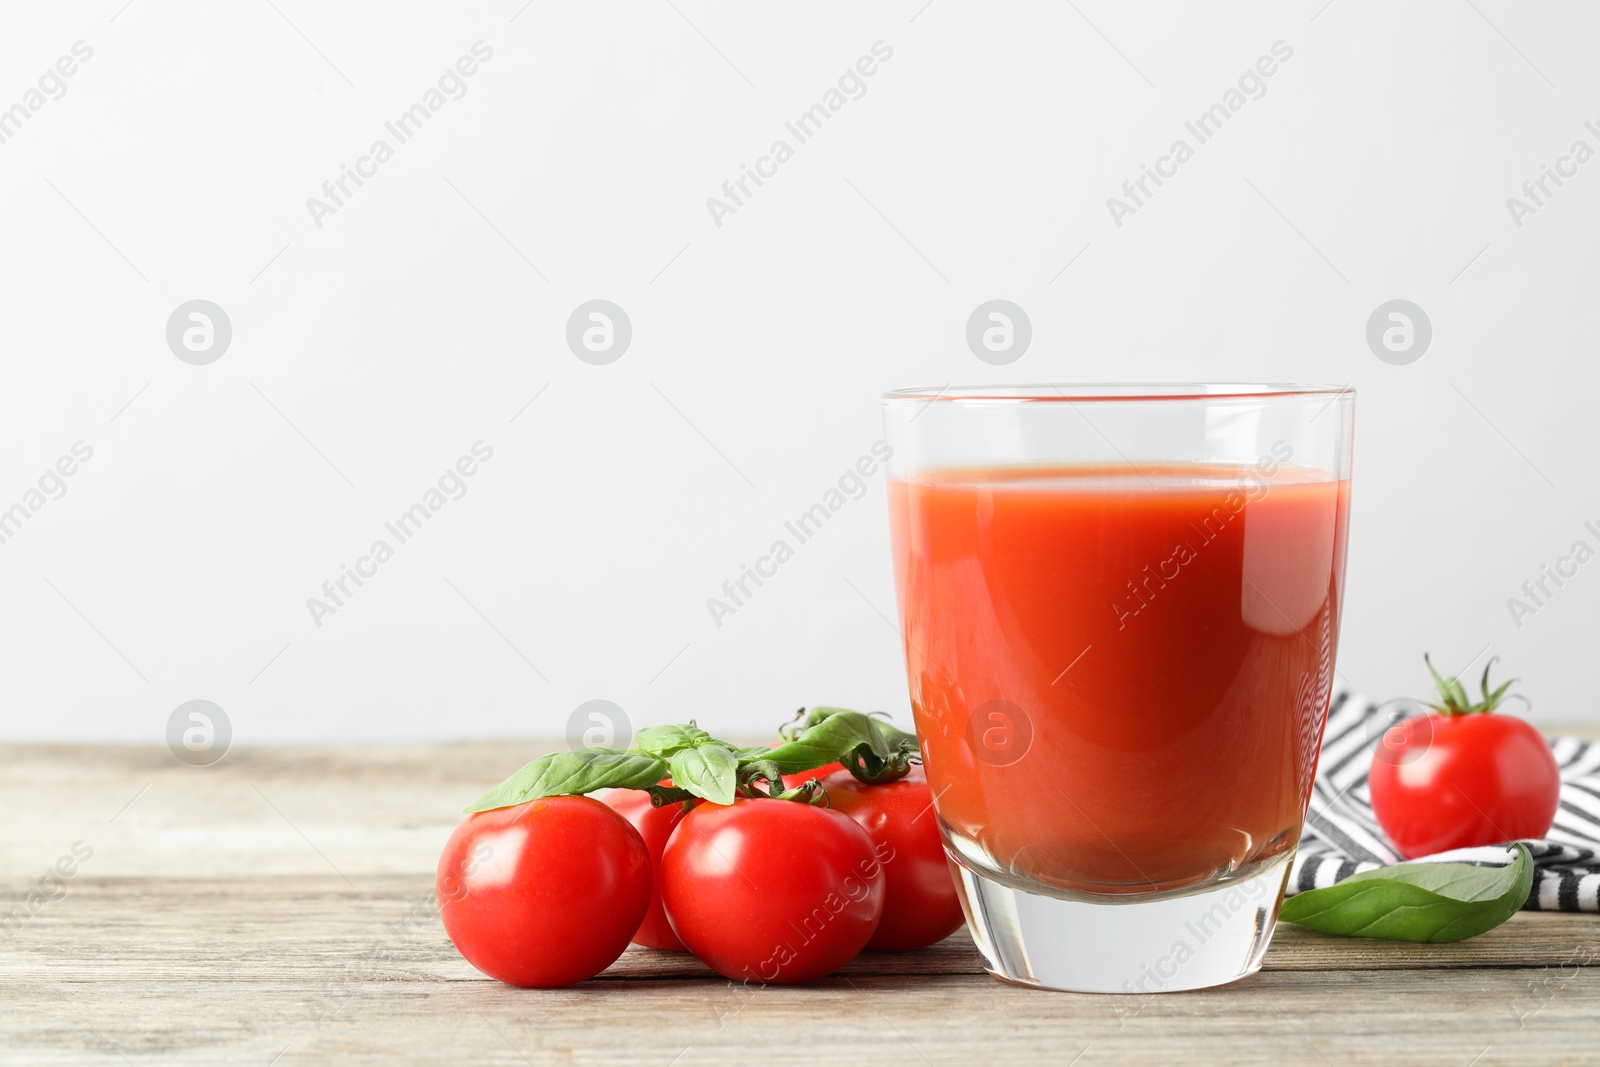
3,743 -> 1598,1065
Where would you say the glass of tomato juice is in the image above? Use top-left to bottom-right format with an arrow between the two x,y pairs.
882,384 -> 1354,992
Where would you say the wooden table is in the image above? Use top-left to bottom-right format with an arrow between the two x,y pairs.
4,742 -> 1597,1066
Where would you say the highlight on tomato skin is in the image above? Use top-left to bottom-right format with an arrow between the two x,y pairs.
436,796 -> 652,988
659,799 -> 888,985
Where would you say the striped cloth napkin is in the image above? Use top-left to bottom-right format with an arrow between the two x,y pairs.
1291,688 -> 1600,912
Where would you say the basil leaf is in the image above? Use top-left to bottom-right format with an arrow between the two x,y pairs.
466,751 -> 668,813
632,724 -> 711,756
765,707 -> 915,774
1279,844 -> 1533,942
667,745 -> 739,806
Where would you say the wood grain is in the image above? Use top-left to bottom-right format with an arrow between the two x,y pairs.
3,743 -> 1598,1066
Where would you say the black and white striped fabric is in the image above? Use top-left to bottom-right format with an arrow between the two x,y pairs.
1290,687 -> 1600,912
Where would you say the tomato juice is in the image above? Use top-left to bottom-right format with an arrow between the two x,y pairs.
889,461 -> 1350,896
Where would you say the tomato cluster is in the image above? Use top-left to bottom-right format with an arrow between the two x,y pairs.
437,764 -> 966,988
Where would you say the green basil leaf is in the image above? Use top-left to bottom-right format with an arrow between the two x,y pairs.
667,745 -> 739,806
764,707 -> 916,774
1278,844 -> 1533,942
465,751 -> 668,813
632,724 -> 711,756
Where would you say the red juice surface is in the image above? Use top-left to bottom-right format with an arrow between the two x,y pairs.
888,463 -> 1350,896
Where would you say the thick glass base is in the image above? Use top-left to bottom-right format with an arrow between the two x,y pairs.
949,849 -> 1293,993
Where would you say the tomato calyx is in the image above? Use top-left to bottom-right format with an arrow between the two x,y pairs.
1423,653 -> 1522,717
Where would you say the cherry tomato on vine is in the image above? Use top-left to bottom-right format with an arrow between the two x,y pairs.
601,787 -> 692,951
436,796 -> 651,987
1369,657 -> 1560,859
811,765 -> 966,950
661,799 -> 886,984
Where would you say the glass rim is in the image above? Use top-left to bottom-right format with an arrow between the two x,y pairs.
881,383 -> 1354,404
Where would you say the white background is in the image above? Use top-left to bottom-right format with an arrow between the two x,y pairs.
1,0 -> 1596,744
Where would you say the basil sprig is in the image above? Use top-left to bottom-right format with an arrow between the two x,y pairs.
465,706 -> 919,813
1278,844 -> 1533,942
768,705 -> 919,782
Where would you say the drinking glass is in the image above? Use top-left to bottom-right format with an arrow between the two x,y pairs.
881,384 -> 1354,992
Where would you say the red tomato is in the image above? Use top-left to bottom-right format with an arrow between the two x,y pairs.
781,762 -> 844,790
436,796 -> 651,987
814,765 -> 966,950
661,800 -> 886,984
1369,712 -> 1560,859
601,788 -> 691,951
